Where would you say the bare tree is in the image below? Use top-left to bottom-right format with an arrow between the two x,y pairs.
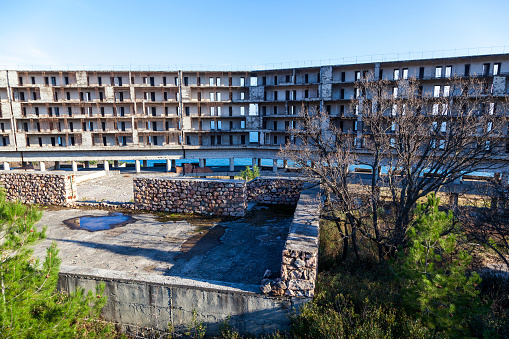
282,74 -> 507,259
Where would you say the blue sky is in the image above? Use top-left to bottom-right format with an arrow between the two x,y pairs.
0,0 -> 508,68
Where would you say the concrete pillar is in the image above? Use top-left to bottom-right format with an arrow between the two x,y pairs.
2,162 -> 9,171
39,161 -> 46,171
72,161 -> 78,172
114,160 -> 119,168
142,160 -> 148,167
229,158 -> 235,172
104,160 -> 109,172
258,158 -> 262,167
135,160 -> 141,173
199,159 -> 206,167
283,159 -> 288,168
55,161 -> 60,170
252,158 -> 257,168
166,159 -> 172,172
84,161 -> 90,169
273,159 -> 278,173
171,159 -> 176,169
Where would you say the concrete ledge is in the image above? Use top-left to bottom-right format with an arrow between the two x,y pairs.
58,266 -> 307,335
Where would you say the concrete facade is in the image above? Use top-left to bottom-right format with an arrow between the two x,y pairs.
0,54 -> 508,167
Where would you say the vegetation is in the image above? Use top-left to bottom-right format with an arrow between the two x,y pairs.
239,165 -> 260,181
0,191 -> 115,338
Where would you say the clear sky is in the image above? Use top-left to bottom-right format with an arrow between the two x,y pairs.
0,0 -> 508,69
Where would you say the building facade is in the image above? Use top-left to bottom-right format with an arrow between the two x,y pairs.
0,53 -> 508,169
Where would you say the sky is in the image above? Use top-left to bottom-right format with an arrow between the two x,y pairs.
0,0 -> 508,69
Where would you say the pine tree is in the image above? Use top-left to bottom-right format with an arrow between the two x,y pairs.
0,190 -> 110,338
395,194 -> 483,334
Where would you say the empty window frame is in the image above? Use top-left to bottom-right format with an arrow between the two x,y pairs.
464,64 -> 470,76
435,66 -> 442,78
483,63 -> 490,76
402,68 -> 408,80
393,69 -> 400,80
494,63 -> 501,76
445,66 -> 452,78
419,67 -> 425,79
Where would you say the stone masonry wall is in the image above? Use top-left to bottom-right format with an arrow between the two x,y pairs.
246,177 -> 303,205
259,186 -> 320,298
0,172 -> 77,206
133,177 -> 247,217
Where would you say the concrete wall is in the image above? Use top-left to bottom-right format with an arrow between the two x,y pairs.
0,172 -> 77,205
58,266 -> 308,336
133,177 -> 247,217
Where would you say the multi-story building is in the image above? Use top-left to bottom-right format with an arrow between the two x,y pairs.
0,53 -> 508,171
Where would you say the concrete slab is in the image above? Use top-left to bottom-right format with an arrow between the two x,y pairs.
32,204 -> 294,286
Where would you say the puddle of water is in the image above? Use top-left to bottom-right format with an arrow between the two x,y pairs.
63,213 -> 136,232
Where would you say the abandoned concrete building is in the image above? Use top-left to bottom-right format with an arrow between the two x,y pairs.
0,53 -> 508,170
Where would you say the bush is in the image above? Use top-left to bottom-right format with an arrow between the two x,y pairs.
240,165 -> 260,181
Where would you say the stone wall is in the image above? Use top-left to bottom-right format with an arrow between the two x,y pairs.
259,186 -> 320,298
0,172 -> 77,206
247,177 -> 303,205
133,177 -> 247,217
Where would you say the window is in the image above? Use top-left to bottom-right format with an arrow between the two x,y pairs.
217,121 -> 222,130
341,72 -> 345,82
402,68 -> 408,80
117,77 -> 122,86
240,77 -> 245,87
464,64 -> 470,76
419,67 -> 425,79
183,77 -> 188,86
240,107 -> 245,116
241,135 -> 246,144
98,76 -> 102,85
494,63 -> 501,76
434,85 -> 441,97
273,106 -> 278,115
216,77 -> 221,86
393,69 -> 400,80
31,77 -> 35,84
217,107 -> 221,116
273,121 -> 277,130
102,121 -> 106,131
185,107 -> 190,116
274,91 -> 278,101
432,104 -> 439,115
210,107 -> 215,116
210,121 -> 215,130
393,87 -> 398,98
305,74 -> 309,83
216,92 -> 221,101
273,135 -> 278,144
209,92 -> 214,101
240,92 -> 245,100
274,75 -> 278,85
241,120 -> 245,129
340,88 -> 344,99
340,105 -> 344,115
443,85 -> 450,97
305,90 -> 309,98
150,77 -> 155,86
175,77 -> 179,86
163,77 -> 167,86
45,77 -> 49,85
355,71 -> 361,81
483,63 -> 490,76
445,66 -> 452,78
435,66 -> 442,78
51,77 -> 56,86
64,76 -> 69,85
229,106 -> 233,116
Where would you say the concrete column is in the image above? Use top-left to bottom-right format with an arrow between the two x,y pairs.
2,162 -> 9,171
171,159 -> 176,169
104,160 -> 109,172
199,159 -> 206,167
72,161 -> 78,172
272,159 -> 278,173
55,161 -> 60,170
166,159 -> 172,172
283,159 -> 288,168
142,160 -> 148,167
135,160 -> 141,173
39,161 -> 46,171
258,158 -> 262,167
114,160 -> 119,168
252,158 -> 257,168
84,161 -> 90,168
229,158 -> 235,172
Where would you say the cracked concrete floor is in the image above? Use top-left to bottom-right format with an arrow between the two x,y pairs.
32,205 -> 294,286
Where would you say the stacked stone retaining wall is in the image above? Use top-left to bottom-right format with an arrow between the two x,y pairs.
134,177 -> 247,217
247,177 -> 303,205
0,172 -> 77,205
